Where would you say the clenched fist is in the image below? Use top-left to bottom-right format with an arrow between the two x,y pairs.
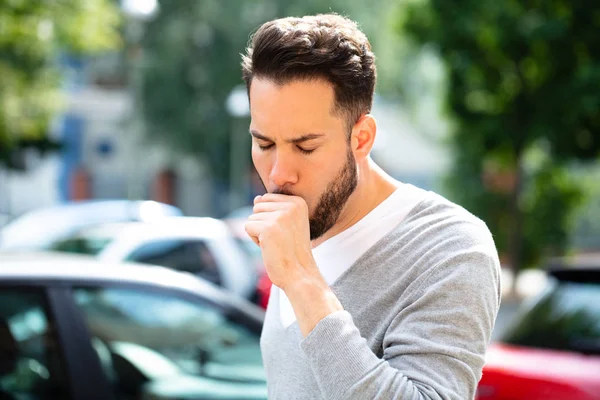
245,193 -> 318,291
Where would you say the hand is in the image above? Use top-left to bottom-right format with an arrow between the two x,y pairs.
245,193 -> 343,335
244,194 -> 318,291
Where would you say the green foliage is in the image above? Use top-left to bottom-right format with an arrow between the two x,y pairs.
139,0 -> 259,180
400,0 -> 600,269
522,160 -> 584,265
0,0 -> 121,166
402,0 -> 600,160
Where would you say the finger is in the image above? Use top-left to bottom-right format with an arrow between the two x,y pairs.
244,221 -> 264,245
248,234 -> 260,246
256,193 -> 301,203
253,201 -> 290,213
247,211 -> 280,221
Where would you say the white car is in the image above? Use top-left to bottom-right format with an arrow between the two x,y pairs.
47,217 -> 257,300
0,200 -> 183,251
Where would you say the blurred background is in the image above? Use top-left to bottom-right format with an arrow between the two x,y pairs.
0,1 -> 599,399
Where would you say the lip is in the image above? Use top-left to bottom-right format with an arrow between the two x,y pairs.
269,189 -> 296,196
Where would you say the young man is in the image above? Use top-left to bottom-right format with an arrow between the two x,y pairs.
242,14 -> 501,400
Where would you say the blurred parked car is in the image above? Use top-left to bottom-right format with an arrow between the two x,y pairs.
478,265 -> 600,400
0,252 -> 266,400
0,200 -> 183,251
47,217 -> 258,300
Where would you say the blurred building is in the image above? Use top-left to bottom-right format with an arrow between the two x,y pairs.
0,53 -> 214,219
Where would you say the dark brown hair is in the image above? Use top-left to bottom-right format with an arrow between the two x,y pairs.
242,14 -> 377,131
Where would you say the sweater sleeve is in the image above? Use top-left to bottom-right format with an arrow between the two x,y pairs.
300,249 -> 500,400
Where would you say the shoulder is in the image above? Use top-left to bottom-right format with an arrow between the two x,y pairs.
402,188 -> 496,252
374,188 -> 500,288
399,190 -> 501,299
341,186 -> 500,298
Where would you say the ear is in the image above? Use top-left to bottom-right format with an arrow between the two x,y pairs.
350,114 -> 377,161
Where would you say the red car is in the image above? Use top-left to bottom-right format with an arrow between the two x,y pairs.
478,267 -> 600,400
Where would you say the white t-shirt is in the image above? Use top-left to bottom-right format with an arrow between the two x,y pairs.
279,183 -> 426,327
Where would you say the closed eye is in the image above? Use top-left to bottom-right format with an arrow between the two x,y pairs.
256,142 -> 315,154
258,143 -> 274,151
297,146 -> 315,155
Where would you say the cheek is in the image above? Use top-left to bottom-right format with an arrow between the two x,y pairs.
300,168 -> 329,207
251,148 -> 270,177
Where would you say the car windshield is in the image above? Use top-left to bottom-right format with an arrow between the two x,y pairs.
501,278 -> 600,354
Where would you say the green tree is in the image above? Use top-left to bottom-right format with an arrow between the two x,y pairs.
399,1 -> 600,277
138,0 -> 262,181
0,0 -> 121,168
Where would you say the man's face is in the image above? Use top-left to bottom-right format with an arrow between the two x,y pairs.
249,78 -> 358,240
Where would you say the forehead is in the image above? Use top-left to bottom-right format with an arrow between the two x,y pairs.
249,77 -> 344,136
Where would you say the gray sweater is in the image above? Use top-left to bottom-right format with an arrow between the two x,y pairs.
260,191 -> 501,399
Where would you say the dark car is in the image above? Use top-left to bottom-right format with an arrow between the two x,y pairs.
478,266 -> 600,400
0,252 -> 266,400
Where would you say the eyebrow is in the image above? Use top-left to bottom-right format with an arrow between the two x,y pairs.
250,130 -> 324,144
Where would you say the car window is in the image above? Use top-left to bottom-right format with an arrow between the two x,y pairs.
49,236 -> 113,256
502,280 -> 600,354
72,287 -> 266,400
126,240 -> 221,285
0,289 -> 71,399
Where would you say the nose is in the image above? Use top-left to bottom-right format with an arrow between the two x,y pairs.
269,151 -> 298,188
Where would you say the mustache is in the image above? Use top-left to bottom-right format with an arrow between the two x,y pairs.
256,176 -> 294,197
271,188 -> 295,196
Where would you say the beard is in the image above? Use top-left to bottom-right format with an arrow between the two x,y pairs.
263,145 -> 358,240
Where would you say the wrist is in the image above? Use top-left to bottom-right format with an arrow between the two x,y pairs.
282,272 -> 343,337
283,273 -> 327,298
279,257 -> 325,294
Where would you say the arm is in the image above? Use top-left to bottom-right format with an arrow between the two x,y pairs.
297,250 -> 500,400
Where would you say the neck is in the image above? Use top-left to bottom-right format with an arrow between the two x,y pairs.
311,158 -> 399,248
